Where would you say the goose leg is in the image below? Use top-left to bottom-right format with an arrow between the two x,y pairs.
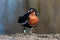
29,27 -> 33,35
24,27 -> 27,35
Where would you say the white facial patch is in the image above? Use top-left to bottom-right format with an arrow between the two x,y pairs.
28,10 -> 30,12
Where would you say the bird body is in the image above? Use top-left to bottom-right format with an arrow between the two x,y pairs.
18,8 -> 39,28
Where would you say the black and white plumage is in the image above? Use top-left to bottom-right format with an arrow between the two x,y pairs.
18,8 -> 37,28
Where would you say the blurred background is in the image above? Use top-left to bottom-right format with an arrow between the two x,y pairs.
0,0 -> 60,34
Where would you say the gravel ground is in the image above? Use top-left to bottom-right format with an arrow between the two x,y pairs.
0,33 -> 60,40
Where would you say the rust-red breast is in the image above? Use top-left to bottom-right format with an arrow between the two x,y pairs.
28,12 -> 39,26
